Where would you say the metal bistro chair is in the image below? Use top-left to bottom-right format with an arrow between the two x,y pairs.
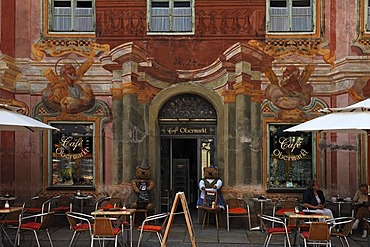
91,217 -> 122,247
137,212 -> 169,247
14,211 -> 55,247
259,214 -> 292,247
66,212 -> 94,247
326,217 -> 354,247
226,197 -> 251,231
299,221 -> 332,247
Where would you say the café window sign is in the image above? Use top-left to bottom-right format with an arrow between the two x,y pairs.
49,123 -> 94,188
267,124 -> 314,191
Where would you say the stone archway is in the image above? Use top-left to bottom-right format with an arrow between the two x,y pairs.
148,83 -> 225,210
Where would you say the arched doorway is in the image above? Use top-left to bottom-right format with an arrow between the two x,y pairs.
158,94 -> 217,211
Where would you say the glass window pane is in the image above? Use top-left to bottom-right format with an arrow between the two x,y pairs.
50,123 -> 94,187
292,6 -> 312,31
270,0 -> 287,7
267,124 -> 313,190
293,0 -> 311,7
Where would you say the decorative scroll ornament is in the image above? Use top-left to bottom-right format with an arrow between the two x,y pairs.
248,39 -> 335,69
158,94 -> 217,120
0,98 -> 29,115
30,38 -> 110,61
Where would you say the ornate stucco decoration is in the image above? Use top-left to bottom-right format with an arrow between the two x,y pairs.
248,39 -> 335,69
101,42 -> 273,104
0,53 -> 22,91
0,98 -> 29,115
30,38 -> 110,61
262,97 -> 327,122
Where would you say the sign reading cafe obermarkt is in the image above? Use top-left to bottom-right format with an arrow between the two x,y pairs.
268,124 -> 313,190
50,123 -> 94,188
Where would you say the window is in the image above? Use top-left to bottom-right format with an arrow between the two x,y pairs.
267,0 -> 315,33
49,123 -> 95,188
147,0 -> 194,34
267,124 -> 314,191
49,0 -> 95,33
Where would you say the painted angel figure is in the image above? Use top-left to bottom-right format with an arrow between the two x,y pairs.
264,65 -> 315,110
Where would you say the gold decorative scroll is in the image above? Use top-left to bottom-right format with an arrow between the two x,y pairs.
248,39 -> 335,69
31,39 -> 110,61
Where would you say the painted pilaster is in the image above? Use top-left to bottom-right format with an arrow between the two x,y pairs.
111,70 -> 123,184
121,61 -> 141,182
233,61 -> 253,185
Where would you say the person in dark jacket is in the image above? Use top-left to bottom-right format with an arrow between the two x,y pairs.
302,180 -> 333,219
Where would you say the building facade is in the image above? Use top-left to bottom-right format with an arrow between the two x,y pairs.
0,0 -> 367,210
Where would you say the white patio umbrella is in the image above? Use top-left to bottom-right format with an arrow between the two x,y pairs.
284,98 -> 370,133
285,99 -> 370,245
0,108 -> 57,132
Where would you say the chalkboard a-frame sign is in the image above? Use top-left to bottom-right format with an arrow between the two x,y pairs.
203,191 -> 217,208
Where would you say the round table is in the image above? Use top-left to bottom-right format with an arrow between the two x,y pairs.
251,197 -> 272,232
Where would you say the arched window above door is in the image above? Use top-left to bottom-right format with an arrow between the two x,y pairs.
158,94 -> 217,121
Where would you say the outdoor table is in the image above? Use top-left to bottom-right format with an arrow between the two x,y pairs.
284,211 -> 331,247
0,207 -> 22,247
329,199 -> 352,218
91,208 -> 136,247
251,197 -> 272,232
73,195 -> 92,214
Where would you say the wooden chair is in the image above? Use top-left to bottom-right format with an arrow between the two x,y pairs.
91,217 -> 122,247
199,191 -> 222,230
14,211 -> 55,247
299,222 -> 332,247
226,197 -> 251,231
136,212 -> 169,247
259,214 -> 292,247
66,212 -> 94,247
326,217 -> 354,247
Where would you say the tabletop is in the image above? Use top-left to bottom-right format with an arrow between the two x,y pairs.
0,196 -> 15,201
252,197 -> 272,202
0,206 -> 22,214
284,211 -> 331,219
91,208 -> 136,216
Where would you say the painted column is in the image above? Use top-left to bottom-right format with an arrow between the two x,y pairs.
111,70 -> 123,184
233,61 -> 253,185
221,90 -> 236,186
249,73 -> 263,184
121,61 -> 141,183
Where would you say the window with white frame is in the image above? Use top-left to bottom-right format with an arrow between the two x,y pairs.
267,0 -> 315,33
49,0 -> 95,32
148,0 -> 194,34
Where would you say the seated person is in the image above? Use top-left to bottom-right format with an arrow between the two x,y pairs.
302,180 -> 334,219
352,183 -> 369,238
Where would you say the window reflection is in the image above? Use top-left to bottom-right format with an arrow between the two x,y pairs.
50,123 -> 94,187
268,124 -> 313,190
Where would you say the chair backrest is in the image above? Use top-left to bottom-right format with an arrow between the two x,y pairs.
281,199 -> 296,209
227,198 -> 241,209
327,217 -> 354,236
39,212 -> 55,229
94,217 -> 115,236
307,222 -> 330,241
259,214 -> 287,231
